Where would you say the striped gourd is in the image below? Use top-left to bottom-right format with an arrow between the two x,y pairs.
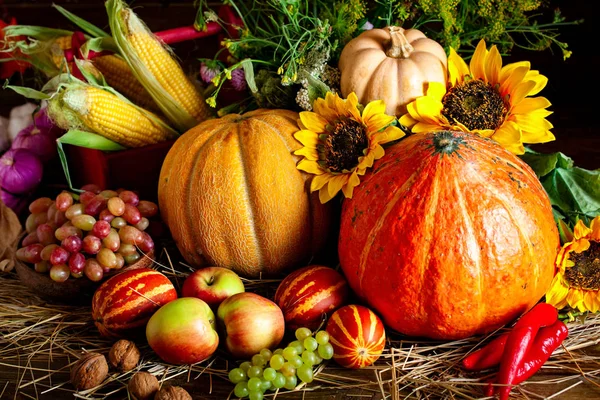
92,55 -> 160,113
107,0 -> 213,132
53,83 -> 178,148
274,265 -> 349,330
325,305 -> 386,369
92,267 -> 177,338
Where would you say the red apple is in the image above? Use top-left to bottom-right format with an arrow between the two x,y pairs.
182,266 -> 245,308
146,297 -> 219,365
217,292 -> 285,359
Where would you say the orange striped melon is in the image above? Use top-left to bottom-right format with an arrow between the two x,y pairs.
158,109 -> 332,278
325,304 -> 386,369
274,265 -> 349,330
92,267 -> 177,338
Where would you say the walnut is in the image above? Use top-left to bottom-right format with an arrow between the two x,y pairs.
128,371 -> 159,400
154,385 -> 192,400
109,339 -> 140,372
70,352 -> 109,391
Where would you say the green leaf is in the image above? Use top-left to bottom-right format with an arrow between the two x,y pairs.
83,37 -> 120,56
3,81 -> 51,100
58,129 -> 126,151
241,59 -> 258,93
522,149 -> 600,228
52,4 -> 110,38
2,25 -> 72,41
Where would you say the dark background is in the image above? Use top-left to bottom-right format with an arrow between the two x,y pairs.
1,0 -> 598,170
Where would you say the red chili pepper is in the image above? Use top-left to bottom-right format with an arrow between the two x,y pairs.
495,303 -> 558,400
484,320 -> 568,396
462,333 -> 509,371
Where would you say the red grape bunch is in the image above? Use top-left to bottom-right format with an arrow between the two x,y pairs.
16,184 -> 159,283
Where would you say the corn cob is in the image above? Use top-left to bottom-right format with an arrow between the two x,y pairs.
91,55 -> 160,113
55,84 -> 177,148
107,0 -> 213,132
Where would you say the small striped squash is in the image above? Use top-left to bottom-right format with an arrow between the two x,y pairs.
326,305 -> 386,369
91,267 -> 177,338
158,109 -> 332,277
338,130 -> 559,340
274,265 -> 349,330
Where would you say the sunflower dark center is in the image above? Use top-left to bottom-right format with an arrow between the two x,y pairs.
442,79 -> 507,130
322,118 -> 368,173
565,241 -> 600,290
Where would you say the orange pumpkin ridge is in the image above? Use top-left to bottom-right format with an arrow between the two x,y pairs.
338,131 -> 559,340
159,109 -> 332,277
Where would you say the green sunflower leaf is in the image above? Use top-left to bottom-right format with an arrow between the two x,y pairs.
520,148 -> 600,228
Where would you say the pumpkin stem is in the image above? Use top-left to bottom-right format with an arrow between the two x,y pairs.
386,26 -> 414,58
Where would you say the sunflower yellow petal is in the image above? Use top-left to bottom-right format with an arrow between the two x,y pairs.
299,112 -> 328,133
499,61 -> 530,83
372,143 -> 385,160
510,80 -> 537,106
470,40 -> 489,81
500,65 -> 529,97
311,173 -> 331,191
491,121 -> 523,153
294,129 -> 320,148
359,151 -> 376,169
414,96 -> 444,123
524,70 -> 548,95
327,174 -> 348,199
567,288 -> 585,311
545,273 -> 570,309
522,129 -> 555,145
365,113 -> 395,133
412,122 -> 445,134
511,97 -> 551,115
375,126 -> 405,144
341,172 -> 361,198
318,187 -> 335,204
399,112 -> 418,128
583,291 -> 600,313
313,96 -> 339,123
589,216 -> 600,240
346,92 -> 362,121
297,159 -> 324,175
448,47 -> 469,84
573,220 -> 593,239
512,113 -> 553,132
485,44 -> 502,85
426,81 -> 447,101
472,129 -> 495,138
293,146 -> 319,160
363,100 -> 387,122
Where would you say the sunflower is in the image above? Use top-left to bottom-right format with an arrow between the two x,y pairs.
399,39 -> 554,154
294,92 -> 404,203
545,217 -> 600,313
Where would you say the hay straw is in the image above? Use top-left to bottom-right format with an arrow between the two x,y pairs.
1,249 -> 599,399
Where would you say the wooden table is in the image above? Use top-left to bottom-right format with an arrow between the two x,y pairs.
2,1 -> 599,399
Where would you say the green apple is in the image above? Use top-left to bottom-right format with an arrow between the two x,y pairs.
146,297 -> 219,364
181,266 -> 245,308
217,292 -> 285,359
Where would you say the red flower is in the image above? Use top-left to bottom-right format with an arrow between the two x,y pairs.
0,17 -> 30,79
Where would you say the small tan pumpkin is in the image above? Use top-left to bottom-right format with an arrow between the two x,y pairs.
158,109 -> 332,277
338,26 -> 447,116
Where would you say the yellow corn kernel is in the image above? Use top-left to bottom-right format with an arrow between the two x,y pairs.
92,55 -> 160,113
61,86 -> 177,148
128,31 -> 212,123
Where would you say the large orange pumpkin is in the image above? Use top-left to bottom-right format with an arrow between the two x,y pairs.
158,109 -> 331,277
338,130 -> 559,339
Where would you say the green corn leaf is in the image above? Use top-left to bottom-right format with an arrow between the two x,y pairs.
2,25 -> 72,41
58,129 -> 126,151
83,37 -> 120,56
52,4 -> 110,38
3,81 -> 50,100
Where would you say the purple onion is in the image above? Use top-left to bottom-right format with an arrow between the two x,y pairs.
12,124 -> 57,163
0,148 -> 43,195
0,187 -> 29,215
34,107 -> 64,139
